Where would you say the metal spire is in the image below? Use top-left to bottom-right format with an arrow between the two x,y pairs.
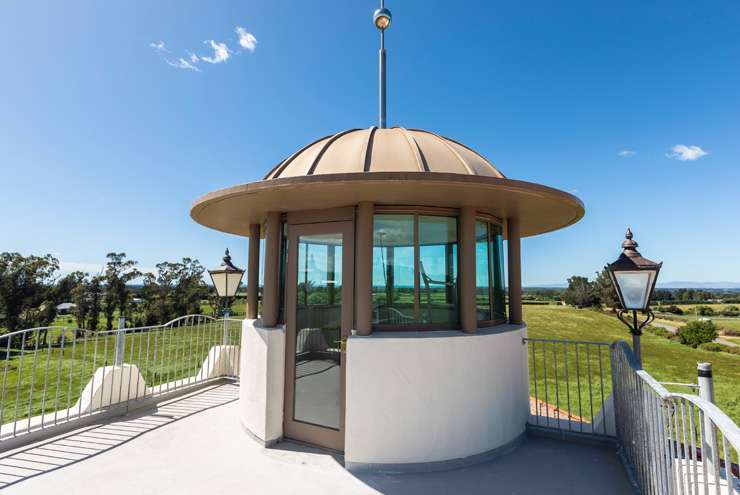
373,1 -> 392,128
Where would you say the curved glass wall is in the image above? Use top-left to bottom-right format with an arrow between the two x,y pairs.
372,213 -> 459,329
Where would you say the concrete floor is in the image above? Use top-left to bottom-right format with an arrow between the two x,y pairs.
0,383 -> 635,494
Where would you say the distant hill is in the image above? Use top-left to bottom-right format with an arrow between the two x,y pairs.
525,282 -> 740,290
657,281 -> 740,290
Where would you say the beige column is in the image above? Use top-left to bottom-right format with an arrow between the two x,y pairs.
262,212 -> 281,327
354,202 -> 374,335
459,206 -> 477,333
507,217 -> 523,325
246,224 -> 261,319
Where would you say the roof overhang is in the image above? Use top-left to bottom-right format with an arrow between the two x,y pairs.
190,172 -> 585,239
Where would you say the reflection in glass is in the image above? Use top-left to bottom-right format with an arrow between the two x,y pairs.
278,222 -> 288,323
475,221 -> 507,324
475,221 -> 492,321
372,215 -> 416,325
491,224 -> 507,321
418,216 -> 458,324
294,233 -> 342,430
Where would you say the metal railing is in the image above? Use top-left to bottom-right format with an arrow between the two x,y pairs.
612,341 -> 740,494
526,337 -> 613,436
0,315 -> 241,447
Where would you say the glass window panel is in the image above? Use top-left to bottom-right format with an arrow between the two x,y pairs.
294,232 -> 342,429
491,223 -> 507,321
418,216 -> 458,325
372,215 -> 416,325
475,221 -> 492,321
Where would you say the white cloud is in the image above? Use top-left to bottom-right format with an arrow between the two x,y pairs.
153,25 -> 255,73
150,41 -> 169,53
166,57 -> 201,72
618,150 -> 636,157
667,144 -> 708,161
200,40 -> 231,64
235,26 -> 257,52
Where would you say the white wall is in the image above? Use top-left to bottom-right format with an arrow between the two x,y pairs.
239,319 -> 285,445
345,324 -> 529,468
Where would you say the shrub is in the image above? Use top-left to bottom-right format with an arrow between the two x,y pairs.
663,305 -> 684,315
698,342 -> 725,352
677,320 -> 718,348
645,326 -> 672,339
721,305 -> 740,317
695,305 -> 715,316
721,328 -> 740,337
698,342 -> 740,356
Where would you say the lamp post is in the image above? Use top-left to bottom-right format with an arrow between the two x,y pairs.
373,1 -> 392,128
208,249 -> 245,345
606,229 -> 662,366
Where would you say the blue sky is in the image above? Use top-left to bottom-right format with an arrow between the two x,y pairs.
1,0 -> 739,286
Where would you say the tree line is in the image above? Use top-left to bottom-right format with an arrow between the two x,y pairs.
559,270 -> 740,310
0,252 -> 222,335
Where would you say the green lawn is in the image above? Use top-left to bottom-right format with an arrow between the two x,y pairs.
525,305 -> 740,426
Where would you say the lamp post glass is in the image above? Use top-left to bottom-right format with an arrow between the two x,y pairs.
209,249 -> 245,317
613,271 -> 657,310
606,229 -> 662,365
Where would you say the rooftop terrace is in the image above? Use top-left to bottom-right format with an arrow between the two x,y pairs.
0,382 -> 635,495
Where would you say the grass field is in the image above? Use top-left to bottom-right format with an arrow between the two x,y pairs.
525,305 -> 740,426
655,303 -> 740,333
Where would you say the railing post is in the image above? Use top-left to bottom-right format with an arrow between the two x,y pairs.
114,317 -> 126,366
222,309 -> 230,346
697,362 -> 716,472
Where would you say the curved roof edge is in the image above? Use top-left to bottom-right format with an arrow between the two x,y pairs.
191,172 -> 584,239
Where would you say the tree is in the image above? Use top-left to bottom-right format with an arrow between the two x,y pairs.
593,268 -> 619,311
53,271 -> 85,305
70,275 -> 91,329
0,252 -> 59,334
138,258 -> 208,325
103,253 -> 140,329
69,273 -> 104,330
87,276 -> 104,331
562,275 -> 600,309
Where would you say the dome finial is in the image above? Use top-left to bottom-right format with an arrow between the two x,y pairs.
373,1 -> 392,128
621,228 -> 639,253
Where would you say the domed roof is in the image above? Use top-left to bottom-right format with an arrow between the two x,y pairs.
191,126 -> 584,239
264,127 -> 505,180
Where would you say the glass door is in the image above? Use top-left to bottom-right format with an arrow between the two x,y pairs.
283,221 -> 354,451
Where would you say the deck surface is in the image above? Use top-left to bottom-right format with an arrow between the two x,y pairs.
0,383 -> 634,494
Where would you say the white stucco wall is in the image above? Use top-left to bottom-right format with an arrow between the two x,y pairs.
239,319 -> 286,445
345,324 -> 529,469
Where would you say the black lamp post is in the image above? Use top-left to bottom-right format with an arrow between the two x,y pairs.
606,229 -> 662,366
208,249 -> 245,320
